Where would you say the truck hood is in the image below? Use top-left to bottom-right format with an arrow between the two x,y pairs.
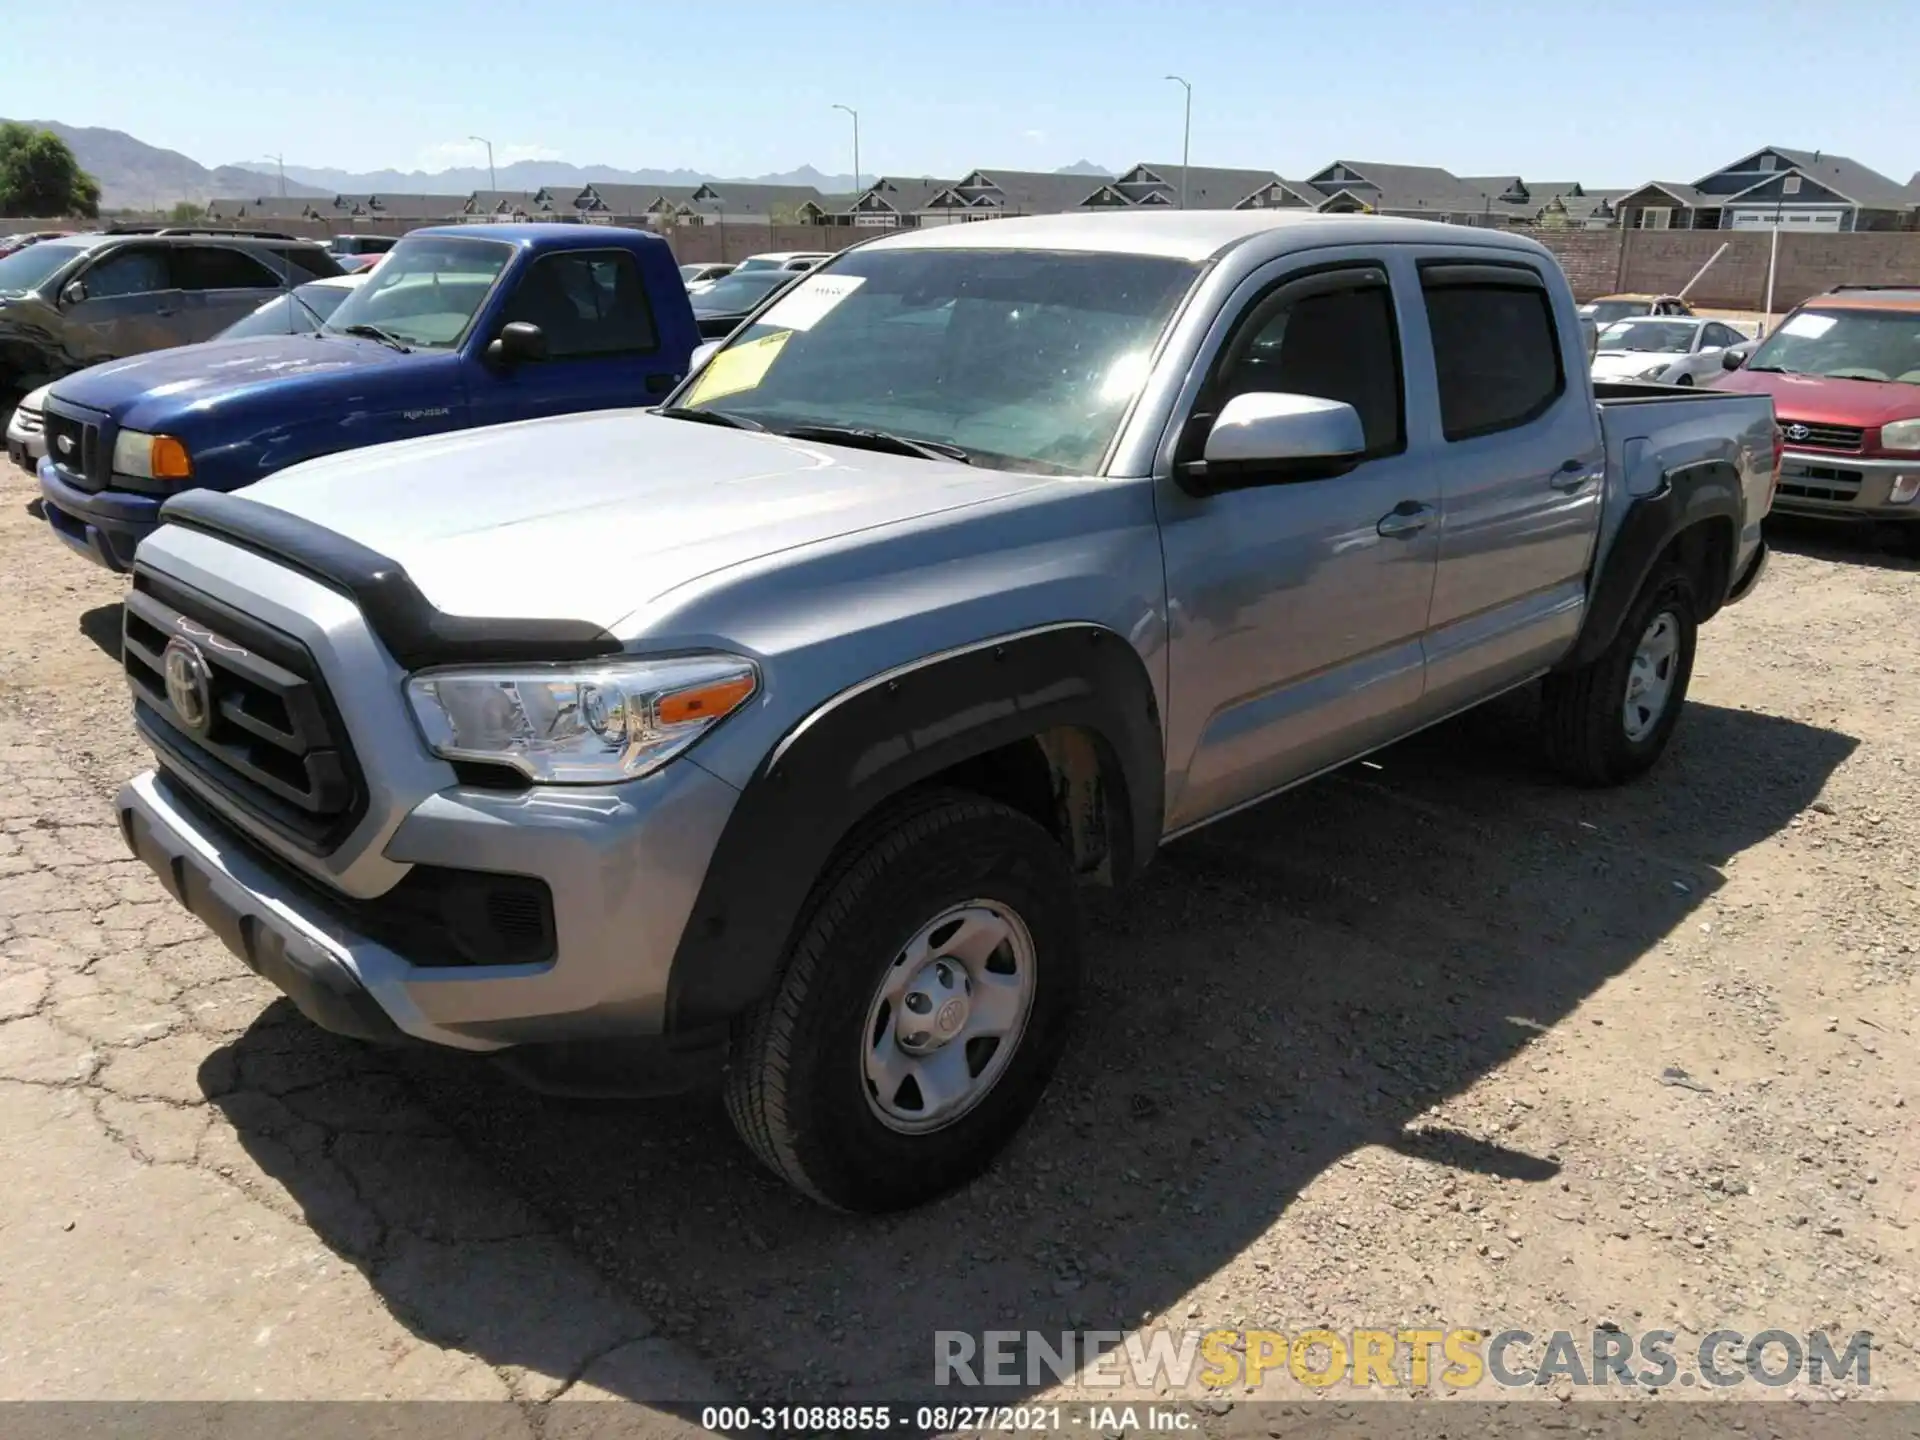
1713,367 -> 1920,429
239,410 -> 1066,630
49,333 -> 417,426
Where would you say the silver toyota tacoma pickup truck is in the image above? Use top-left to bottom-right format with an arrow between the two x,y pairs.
112,212 -> 1777,1211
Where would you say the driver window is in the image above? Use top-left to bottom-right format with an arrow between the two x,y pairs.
1205,270 -> 1406,459
81,246 -> 172,299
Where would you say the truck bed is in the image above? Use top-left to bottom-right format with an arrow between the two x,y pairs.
1591,382 -> 1776,589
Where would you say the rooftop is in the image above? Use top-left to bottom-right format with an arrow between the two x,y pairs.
865,208 -> 1551,262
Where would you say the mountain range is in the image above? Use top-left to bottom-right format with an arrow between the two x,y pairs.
10,119 -> 1113,209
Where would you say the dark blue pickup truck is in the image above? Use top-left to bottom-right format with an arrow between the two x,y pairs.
37,224 -> 698,569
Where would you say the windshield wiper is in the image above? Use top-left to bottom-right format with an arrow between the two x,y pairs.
776,424 -> 971,465
333,322 -> 411,353
655,405 -> 765,431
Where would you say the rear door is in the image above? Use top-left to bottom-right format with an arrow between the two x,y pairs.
1415,257 -> 1605,717
467,247 -> 679,425
62,244 -> 192,363
173,244 -> 287,340
1159,253 -> 1441,831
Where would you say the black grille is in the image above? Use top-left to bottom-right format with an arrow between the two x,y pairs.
122,568 -> 367,854
43,407 -> 104,491
158,776 -> 555,968
1777,461 -> 1863,503
1778,419 -> 1864,453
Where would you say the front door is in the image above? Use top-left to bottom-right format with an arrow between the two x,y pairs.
63,244 -> 192,366
1413,258 -> 1605,717
1160,256 -> 1440,832
467,248 -> 681,425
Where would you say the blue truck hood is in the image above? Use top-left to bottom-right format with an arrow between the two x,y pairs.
50,334 -> 422,431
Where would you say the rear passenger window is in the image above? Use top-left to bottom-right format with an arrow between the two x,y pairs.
498,250 -> 659,359
1421,266 -> 1565,441
176,246 -> 281,291
1208,268 -> 1405,458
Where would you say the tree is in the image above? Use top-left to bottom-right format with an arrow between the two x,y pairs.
0,123 -> 102,219
169,200 -> 207,225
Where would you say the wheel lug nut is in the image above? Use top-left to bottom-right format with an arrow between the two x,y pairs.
905,992 -> 932,1014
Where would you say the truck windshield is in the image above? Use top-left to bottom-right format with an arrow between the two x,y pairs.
320,235 -> 512,349
1597,320 -> 1694,353
677,248 -> 1202,474
1746,308 -> 1920,384
0,240 -> 87,294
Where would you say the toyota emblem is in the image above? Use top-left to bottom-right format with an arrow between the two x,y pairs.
1784,423 -> 1810,442
161,638 -> 214,735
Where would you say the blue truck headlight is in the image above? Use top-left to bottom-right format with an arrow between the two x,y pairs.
406,654 -> 758,783
112,428 -> 192,480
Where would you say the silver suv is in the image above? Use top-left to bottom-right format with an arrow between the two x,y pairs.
0,227 -> 342,399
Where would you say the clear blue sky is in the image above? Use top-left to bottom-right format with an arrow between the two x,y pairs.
5,0 -> 1917,185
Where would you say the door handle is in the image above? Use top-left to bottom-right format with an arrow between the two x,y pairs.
1550,459 -> 1593,492
1376,502 -> 1432,538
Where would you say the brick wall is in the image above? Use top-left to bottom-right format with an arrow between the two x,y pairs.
1525,230 -> 1623,301
1619,230 -> 1920,309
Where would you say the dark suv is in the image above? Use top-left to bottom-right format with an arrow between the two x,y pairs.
0,227 -> 342,402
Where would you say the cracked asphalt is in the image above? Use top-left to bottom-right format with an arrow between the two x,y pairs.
1,448 -> 1916,1422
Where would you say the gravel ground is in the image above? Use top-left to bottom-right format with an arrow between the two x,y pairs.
0,460 -> 1914,1415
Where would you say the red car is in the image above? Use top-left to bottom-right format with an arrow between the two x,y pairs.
1715,285 -> 1920,555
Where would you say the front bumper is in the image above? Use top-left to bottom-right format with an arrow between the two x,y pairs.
6,415 -> 42,474
1770,449 -> 1920,523
117,753 -> 741,1052
36,457 -> 159,570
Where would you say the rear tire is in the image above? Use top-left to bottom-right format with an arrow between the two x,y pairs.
724,790 -> 1081,1211
1542,565 -> 1698,786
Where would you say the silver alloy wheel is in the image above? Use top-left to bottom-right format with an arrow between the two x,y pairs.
1623,609 -> 1681,742
861,899 -> 1037,1135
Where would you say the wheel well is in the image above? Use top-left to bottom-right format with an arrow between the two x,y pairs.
1666,516 -> 1736,622
918,727 -> 1130,885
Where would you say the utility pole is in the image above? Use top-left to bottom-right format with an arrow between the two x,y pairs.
259,154 -> 286,197
1164,76 -> 1192,208
831,104 -> 861,198
470,136 -> 496,193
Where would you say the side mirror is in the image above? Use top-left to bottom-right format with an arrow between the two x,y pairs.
486,321 -> 548,366
59,279 -> 87,306
1721,347 -> 1748,372
688,340 -> 722,374
1184,392 -> 1366,494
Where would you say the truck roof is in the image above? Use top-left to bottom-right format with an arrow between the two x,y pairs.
861,209 -> 1554,263
1806,285 -> 1920,312
409,223 -> 671,251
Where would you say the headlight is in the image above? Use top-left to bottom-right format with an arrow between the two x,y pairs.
111,428 -> 192,480
1881,417 -> 1920,452
1637,363 -> 1672,381
406,654 -> 758,783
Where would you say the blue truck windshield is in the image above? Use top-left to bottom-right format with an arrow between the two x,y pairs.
321,236 -> 512,349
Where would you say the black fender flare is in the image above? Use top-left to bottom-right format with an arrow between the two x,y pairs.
1559,460 -> 1744,671
664,623 -> 1164,1031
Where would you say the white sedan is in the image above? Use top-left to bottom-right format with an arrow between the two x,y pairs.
1590,317 -> 1749,386
6,383 -> 48,474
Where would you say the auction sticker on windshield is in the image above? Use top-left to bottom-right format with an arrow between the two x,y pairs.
687,330 -> 793,406
1781,313 -> 1838,339
758,273 -> 865,332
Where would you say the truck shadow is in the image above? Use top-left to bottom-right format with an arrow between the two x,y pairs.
1763,514 -> 1920,571
197,693 -> 1853,1410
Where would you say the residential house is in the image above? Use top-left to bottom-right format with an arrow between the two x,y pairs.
677,182 -> 827,225
1616,148 -> 1920,232
462,190 -> 557,221
925,169 -> 1114,221
205,196 -> 321,222
795,194 -> 860,226
1463,177 -> 1624,228
846,177 -> 960,227
1303,161 -> 1498,224
568,183 -> 669,220
316,193 -> 459,221
1106,163 -> 1289,210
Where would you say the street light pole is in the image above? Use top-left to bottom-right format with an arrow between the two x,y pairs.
259,154 -> 285,198
831,104 -> 860,198
469,136 -> 496,193
1164,76 -> 1192,208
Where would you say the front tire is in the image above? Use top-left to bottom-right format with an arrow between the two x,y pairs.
724,791 -> 1081,1211
1542,565 -> 1698,786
